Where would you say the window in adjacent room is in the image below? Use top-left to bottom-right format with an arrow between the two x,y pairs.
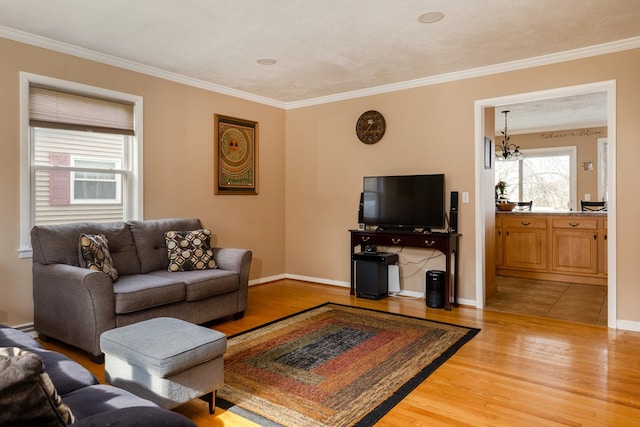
495,146 -> 577,211
20,74 -> 143,257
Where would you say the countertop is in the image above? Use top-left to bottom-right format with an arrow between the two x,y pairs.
496,210 -> 606,216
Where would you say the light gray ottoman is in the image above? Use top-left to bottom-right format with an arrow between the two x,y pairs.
100,317 -> 226,414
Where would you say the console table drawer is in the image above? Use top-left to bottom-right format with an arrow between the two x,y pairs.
353,233 -> 448,249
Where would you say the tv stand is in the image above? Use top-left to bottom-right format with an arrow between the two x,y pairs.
349,229 -> 460,310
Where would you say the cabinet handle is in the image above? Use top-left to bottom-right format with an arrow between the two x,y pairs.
605,234 -> 608,240
520,222 -> 531,226
361,236 -> 370,242
392,238 -> 401,244
498,231 -> 501,236
594,234 -> 597,240
425,240 -> 435,247
569,222 -> 580,227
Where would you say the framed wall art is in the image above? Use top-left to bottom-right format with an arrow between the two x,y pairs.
214,114 -> 258,195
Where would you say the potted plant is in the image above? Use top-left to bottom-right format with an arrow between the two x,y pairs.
495,181 -> 508,201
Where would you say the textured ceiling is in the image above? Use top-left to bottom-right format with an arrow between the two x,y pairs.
0,0 -> 637,129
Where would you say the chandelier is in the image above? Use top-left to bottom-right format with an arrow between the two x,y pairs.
495,110 -> 523,161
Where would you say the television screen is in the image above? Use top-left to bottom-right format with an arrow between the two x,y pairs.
362,174 -> 445,231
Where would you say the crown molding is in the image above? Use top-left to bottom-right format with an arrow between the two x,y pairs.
2,25 -> 638,111
0,25 -> 287,109
286,36 -> 640,109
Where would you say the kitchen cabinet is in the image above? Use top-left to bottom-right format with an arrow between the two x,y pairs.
551,217 -> 598,275
503,216 -> 548,271
496,212 -> 607,286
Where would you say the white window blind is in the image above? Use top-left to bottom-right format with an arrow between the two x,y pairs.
29,86 -> 134,135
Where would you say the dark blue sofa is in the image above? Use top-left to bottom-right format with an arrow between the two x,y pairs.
0,324 -> 195,426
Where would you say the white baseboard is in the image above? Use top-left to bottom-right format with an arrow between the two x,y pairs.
248,274 -> 286,286
616,319 -> 640,332
285,274 -> 350,288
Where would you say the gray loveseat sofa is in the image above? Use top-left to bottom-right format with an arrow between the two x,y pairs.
31,218 -> 252,362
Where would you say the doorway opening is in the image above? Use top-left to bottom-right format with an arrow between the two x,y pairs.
474,81 -> 617,328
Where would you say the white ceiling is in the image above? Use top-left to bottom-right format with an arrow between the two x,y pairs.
1,0 -> 638,130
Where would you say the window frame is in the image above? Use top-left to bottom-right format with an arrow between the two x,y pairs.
70,156 -> 123,204
19,73 -> 144,258
496,146 -> 577,211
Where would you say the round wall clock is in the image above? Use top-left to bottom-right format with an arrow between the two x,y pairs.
356,110 -> 386,144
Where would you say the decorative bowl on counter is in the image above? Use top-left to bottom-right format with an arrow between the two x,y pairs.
496,202 -> 517,211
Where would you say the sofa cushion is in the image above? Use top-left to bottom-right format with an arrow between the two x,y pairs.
79,233 -> 119,281
31,222 -> 141,275
0,326 -> 98,395
0,347 -> 76,426
128,218 -> 202,273
113,274 -> 186,314
61,384 -> 157,420
27,348 -> 99,396
149,270 -> 239,301
0,325 -> 44,350
165,229 -> 217,272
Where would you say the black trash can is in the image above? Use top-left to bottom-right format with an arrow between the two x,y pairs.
426,270 -> 445,308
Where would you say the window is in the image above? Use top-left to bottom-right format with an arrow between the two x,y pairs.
71,157 -> 122,204
20,73 -> 143,257
495,146 -> 577,211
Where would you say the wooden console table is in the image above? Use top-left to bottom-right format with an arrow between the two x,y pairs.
349,229 -> 460,310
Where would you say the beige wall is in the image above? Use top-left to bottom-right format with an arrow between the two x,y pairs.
0,38 -> 286,326
285,49 -> 640,324
2,36 -> 640,328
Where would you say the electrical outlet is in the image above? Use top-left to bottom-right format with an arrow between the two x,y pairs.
584,193 -> 591,201
462,192 -> 469,203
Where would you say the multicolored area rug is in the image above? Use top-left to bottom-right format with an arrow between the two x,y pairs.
216,303 -> 480,427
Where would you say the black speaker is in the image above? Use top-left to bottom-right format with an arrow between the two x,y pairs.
449,191 -> 458,232
450,191 -> 459,211
358,192 -> 364,223
449,211 -> 458,233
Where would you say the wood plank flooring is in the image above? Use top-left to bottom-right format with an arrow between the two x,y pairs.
40,279 -> 640,426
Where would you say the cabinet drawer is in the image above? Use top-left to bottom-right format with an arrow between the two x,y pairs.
552,218 -> 598,230
503,217 -> 547,229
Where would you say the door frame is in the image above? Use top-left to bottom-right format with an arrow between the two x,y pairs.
473,80 -> 617,328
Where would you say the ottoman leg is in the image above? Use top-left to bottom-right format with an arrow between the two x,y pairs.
200,391 -> 215,414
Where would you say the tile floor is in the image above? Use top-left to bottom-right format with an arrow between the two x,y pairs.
485,276 -> 608,326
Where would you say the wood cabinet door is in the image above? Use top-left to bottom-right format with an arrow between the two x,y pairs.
504,227 -> 548,270
551,229 -> 598,274
495,226 -> 504,267
599,219 -> 608,275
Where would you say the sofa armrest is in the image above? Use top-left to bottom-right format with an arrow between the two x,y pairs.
73,406 -> 196,427
33,263 -> 116,358
213,248 -> 252,312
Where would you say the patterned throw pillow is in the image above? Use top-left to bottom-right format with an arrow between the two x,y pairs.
0,347 -> 76,426
78,233 -> 119,281
165,229 -> 217,272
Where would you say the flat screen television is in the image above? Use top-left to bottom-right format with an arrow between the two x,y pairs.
362,174 -> 445,231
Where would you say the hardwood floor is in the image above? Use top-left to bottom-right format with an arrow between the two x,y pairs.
40,279 -> 640,426
486,276 -> 608,326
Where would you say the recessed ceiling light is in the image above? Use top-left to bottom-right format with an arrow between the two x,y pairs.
417,11 -> 445,24
257,58 -> 277,65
